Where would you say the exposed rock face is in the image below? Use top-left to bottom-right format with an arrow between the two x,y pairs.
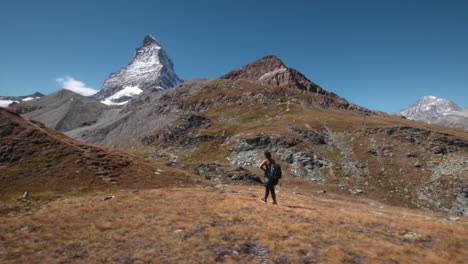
222,56 -> 323,94
196,164 -> 262,184
221,55 -> 374,114
142,114 -> 214,148
94,34 -> 182,105
399,95 -> 467,130
288,126 -> 328,145
229,134 -> 331,182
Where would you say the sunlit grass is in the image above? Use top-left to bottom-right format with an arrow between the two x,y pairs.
1,186 -> 466,263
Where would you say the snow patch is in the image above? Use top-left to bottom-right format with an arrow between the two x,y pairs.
101,86 -> 143,105
0,100 -> 18,107
22,97 -> 35,102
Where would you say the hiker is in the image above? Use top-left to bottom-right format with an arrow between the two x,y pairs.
259,151 -> 282,205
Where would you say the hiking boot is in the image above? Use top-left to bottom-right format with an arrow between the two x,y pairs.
260,198 -> 266,204
272,201 -> 277,205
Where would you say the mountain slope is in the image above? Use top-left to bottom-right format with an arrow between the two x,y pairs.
0,92 -> 44,107
399,95 -> 467,130
137,78 -> 468,215
26,56 -> 468,215
12,89 -> 110,132
94,35 -> 182,105
436,109 -> 468,130
0,107 -> 197,198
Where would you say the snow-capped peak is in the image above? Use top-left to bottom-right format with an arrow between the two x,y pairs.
399,95 -> 462,123
94,34 -> 182,105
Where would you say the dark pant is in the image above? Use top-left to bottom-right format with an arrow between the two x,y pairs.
264,177 -> 277,202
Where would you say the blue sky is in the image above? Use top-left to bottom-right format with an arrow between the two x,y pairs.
1,0 -> 467,113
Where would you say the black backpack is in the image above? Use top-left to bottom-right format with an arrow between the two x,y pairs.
269,160 -> 282,180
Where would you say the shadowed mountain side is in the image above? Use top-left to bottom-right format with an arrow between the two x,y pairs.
12,89 -> 110,132
0,107 -> 200,198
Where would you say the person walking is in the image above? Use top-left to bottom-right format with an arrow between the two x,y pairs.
259,151 -> 282,205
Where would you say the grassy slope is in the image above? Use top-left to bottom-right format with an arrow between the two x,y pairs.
1,185 -> 466,264
143,80 -> 468,212
0,107 -> 201,201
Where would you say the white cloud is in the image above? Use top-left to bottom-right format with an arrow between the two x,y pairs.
55,76 -> 98,96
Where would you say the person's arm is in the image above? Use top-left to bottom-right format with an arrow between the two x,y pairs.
259,159 -> 268,172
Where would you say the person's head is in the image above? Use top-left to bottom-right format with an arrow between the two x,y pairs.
264,151 -> 272,160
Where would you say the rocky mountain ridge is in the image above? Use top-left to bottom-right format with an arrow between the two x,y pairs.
222,56 -> 374,115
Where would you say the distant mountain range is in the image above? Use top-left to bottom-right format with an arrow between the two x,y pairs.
0,92 -> 44,107
399,95 -> 468,130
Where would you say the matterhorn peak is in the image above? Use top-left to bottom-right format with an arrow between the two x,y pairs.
143,34 -> 160,46
94,35 -> 182,105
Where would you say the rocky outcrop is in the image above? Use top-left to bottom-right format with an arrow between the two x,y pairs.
221,55 -> 374,115
196,164 -> 262,184
288,126 -> 328,145
221,56 -> 323,93
229,134 -> 330,182
142,114 -> 214,148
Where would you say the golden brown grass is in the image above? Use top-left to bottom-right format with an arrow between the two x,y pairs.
1,185 -> 466,264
